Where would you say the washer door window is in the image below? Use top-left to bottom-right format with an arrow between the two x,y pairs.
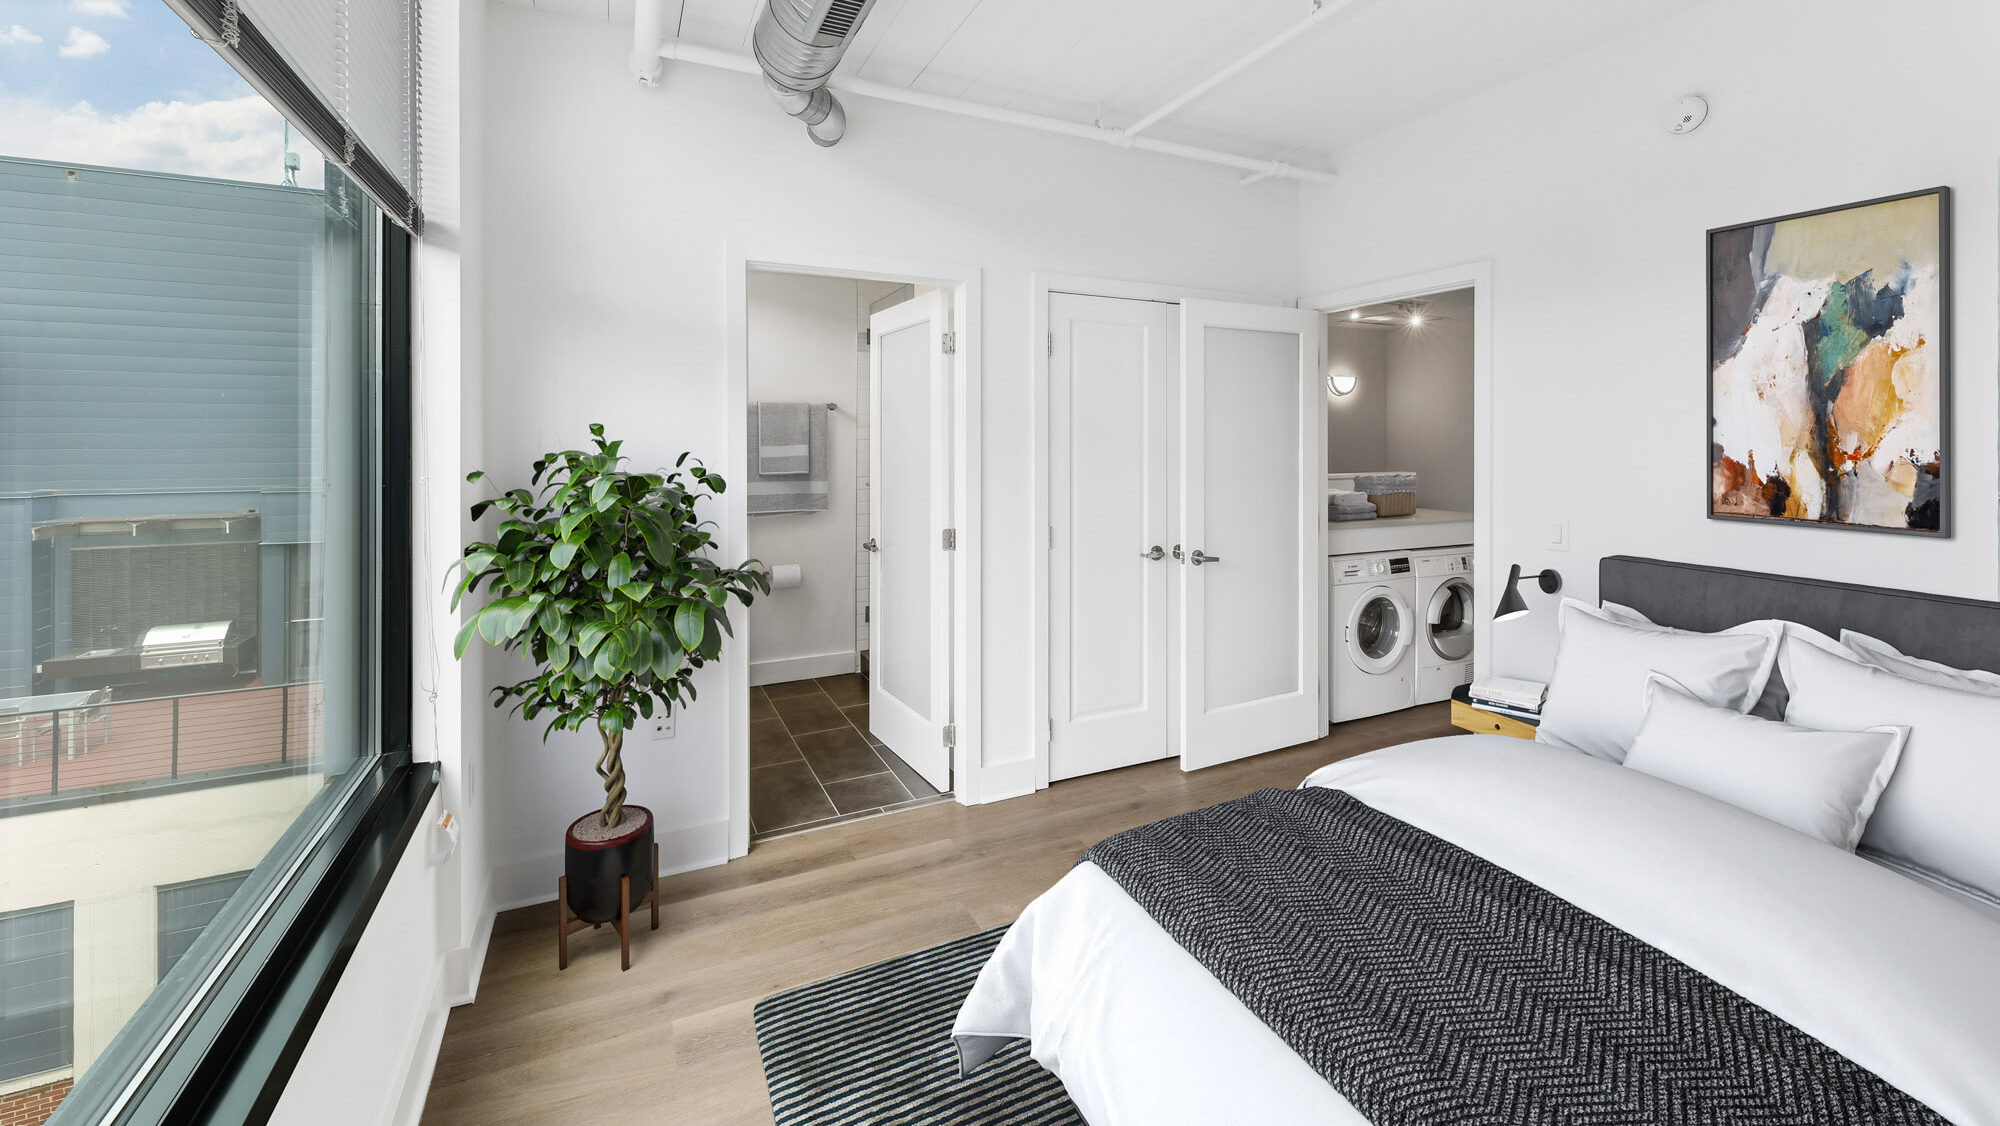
1346,587 -> 1411,675
1426,579 -> 1475,663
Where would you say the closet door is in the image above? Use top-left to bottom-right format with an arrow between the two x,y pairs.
1049,293 -> 1175,781
1179,299 -> 1324,769
869,289 -> 953,793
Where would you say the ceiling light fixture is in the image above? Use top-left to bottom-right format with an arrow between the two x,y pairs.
1408,313 -> 1424,327
1348,310 -> 1361,320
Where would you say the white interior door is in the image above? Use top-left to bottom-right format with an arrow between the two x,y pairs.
868,290 -> 953,792
1049,293 -> 1176,781
1179,299 -> 1324,769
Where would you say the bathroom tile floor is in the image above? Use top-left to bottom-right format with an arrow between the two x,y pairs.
749,672 -> 950,842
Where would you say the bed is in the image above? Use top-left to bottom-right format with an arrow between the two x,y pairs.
953,557 -> 2000,1125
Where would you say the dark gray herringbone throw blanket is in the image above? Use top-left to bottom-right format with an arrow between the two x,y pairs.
1080,787 -> 1949,1125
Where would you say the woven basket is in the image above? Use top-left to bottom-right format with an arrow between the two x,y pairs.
1370,491 -> 1416,517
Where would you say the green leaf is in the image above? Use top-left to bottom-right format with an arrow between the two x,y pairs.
466,469 -> 485,483
674,601 -> 706,650
475,602 -> 512,646
607,551 -> 634,591
453,614 -> 482,659
575,619 -> 613,657
550,540 -> 579,569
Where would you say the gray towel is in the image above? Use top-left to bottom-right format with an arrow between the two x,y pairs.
757,402 -> 813,476
747,404 -> 829,515
1329,509 -> 1378,522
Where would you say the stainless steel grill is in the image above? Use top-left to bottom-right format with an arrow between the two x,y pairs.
140,621 -> 242,671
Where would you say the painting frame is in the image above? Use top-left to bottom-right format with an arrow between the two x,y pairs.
1706,186 -> 1952,537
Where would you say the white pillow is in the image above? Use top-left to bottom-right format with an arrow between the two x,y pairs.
1598,601 -> 1840,719
1839,630 -> 2000,698
1536,600 -> 1780,763
1624,674 -> 1904,850
1781,639 -> 2000,900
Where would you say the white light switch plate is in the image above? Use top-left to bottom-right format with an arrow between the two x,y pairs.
1547,518 -> 1570,551
647,715 -> 675,741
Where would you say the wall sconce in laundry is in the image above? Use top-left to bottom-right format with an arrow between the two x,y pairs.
1326,370 -> 1358,397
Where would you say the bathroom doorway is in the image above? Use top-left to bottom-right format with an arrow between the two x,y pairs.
743,268 -> 955,840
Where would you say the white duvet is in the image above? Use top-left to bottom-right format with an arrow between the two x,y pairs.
953,736 -> 2000,1125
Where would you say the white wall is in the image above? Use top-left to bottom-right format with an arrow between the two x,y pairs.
745,271 -> 865,683
474,4 -> 1299,899
1299,0 -> 2000,680
1385,290 -> 1475,512
1325,321 -> 1389,471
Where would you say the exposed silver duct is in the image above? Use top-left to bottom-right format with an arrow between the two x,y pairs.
752,0 -> 878,147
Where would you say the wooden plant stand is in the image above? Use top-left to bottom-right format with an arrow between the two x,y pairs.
557,842 -> 659,971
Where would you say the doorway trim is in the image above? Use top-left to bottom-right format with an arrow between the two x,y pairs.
725,244 -> 984,858
1027,272 -> 1291,796
1301,261 -> 1495,677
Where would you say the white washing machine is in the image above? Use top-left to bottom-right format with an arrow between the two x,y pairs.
1414,546 -> 1476,704
1329,551 -> 1418,722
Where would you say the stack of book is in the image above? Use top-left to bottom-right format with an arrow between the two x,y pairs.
1468,675 -> 1547,721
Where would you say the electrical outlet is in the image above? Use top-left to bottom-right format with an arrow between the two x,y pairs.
647,715 -> 675,741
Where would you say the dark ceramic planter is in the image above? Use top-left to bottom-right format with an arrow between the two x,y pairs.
563,805 -> 654,925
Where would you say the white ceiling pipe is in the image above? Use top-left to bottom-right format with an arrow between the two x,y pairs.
631,0 -> 668,86
1121,0 -> 1363,140
628,11 -> 1334,185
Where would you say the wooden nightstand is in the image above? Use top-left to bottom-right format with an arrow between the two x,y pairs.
1449,684 -> 1539,741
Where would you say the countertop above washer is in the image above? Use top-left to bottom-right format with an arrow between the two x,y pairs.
1327,508 -> 1473,556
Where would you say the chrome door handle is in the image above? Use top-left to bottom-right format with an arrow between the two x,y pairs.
1190,549 -> 1220,566
862,538 -> 879,552
1141,545 -> 1165,560
1171,544 -> 1184,562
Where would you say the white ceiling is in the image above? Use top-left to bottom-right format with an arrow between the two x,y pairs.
525,0 -> 1704,168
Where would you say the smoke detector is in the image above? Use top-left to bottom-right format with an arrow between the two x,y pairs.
1666,94 -> 1708,135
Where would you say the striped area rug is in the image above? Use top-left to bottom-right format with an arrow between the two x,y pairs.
754,926 -> 1083,1125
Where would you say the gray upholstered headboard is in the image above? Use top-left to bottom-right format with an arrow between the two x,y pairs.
1599,555 -> 2000,676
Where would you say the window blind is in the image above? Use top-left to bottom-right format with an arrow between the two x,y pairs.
0,903 -> 73,1084
164,0 -> 423,233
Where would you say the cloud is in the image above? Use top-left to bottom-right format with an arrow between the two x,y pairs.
59,26 -> 108,57
0,94 -> 325,188
0,24 -> 42,44
70,0 -> 131,16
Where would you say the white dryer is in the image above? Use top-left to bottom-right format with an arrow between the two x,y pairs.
1329,551 -> 1418,722
1414,546 -> 1476,704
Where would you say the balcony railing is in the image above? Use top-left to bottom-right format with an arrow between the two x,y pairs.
0,682 -> 325,810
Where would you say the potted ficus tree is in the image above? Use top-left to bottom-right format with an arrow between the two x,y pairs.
451,423 -> 767,945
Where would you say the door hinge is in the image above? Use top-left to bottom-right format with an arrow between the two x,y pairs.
857,328 -> 870,350
1047,332 -> 1054,358
1048,524 -> 1055,551
941,331 -> 957,355
943,723 -> 958,749
942,527 -> 957,551
1048,717 -> 1054,742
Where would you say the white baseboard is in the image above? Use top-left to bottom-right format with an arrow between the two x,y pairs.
489,817 -> 731,911
750,650 -> 857,686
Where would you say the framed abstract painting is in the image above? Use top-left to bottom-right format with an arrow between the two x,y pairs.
1708,187 -> 1950,535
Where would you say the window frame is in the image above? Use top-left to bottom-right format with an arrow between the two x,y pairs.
46,217 -> 430,1126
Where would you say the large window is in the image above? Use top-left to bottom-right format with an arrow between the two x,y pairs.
0,905 -> 73,1088
0,5 -> 412,1122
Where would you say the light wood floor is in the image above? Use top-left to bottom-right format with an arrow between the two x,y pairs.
421,704 -> 1460,1125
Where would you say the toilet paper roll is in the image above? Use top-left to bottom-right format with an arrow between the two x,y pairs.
767,563 -> 803,590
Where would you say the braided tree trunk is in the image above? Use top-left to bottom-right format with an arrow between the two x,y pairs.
596,725 -> 627,829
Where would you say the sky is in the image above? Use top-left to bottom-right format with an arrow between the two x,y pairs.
0,0 -> 325,185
